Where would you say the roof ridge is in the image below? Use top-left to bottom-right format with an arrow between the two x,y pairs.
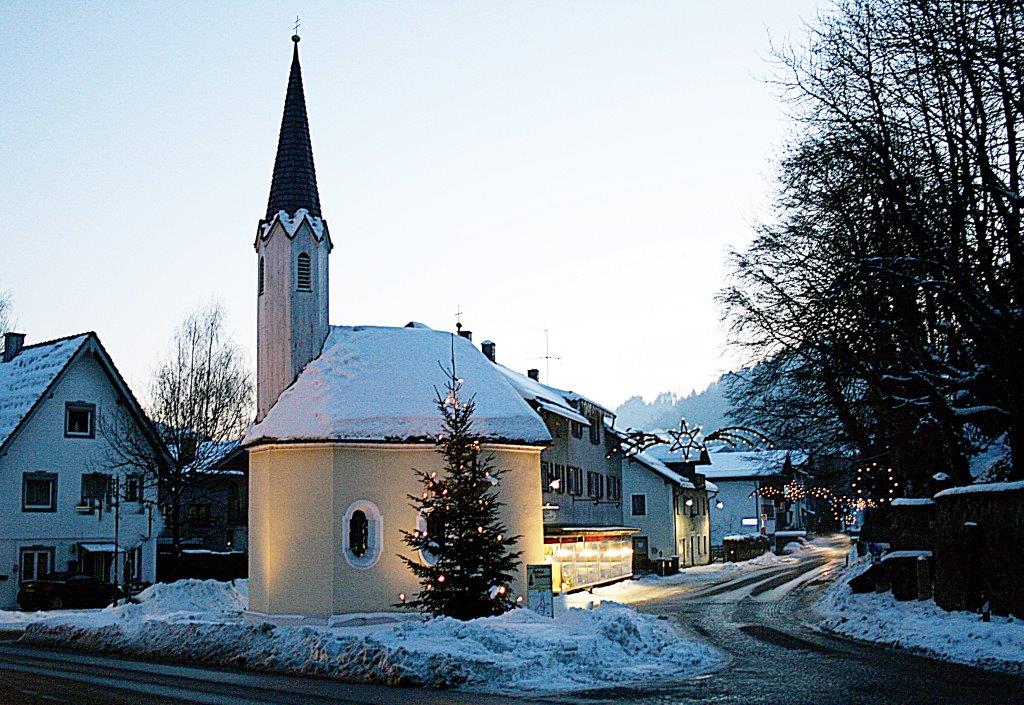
4,331 -> 92,354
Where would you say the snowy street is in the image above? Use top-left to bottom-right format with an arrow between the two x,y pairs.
2,538 -> 1022,704
558,536 -> 1024,705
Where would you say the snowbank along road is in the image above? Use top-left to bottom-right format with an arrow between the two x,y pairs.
2,537 -> 1022,704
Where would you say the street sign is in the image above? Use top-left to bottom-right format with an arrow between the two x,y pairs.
526,564 -> 554,618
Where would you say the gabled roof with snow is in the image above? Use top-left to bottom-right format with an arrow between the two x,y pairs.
698,450 -> 808,480
627,449 -> 695,489
0,332 -> 165,463
0,333 -> 91,452
243,325 -> 552,447
494,365 -> 591,426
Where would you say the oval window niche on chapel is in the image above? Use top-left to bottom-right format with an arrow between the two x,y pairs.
342,500 -> 383,569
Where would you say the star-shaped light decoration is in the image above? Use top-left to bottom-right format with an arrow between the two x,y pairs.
665,419 -> 704,461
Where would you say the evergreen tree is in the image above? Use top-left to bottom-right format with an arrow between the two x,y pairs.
399,362 -> 521,620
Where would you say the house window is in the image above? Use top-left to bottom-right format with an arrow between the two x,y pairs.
188,503 -> 212,527
571,421 -> 583,439
343,500 -> 382,569
22,473 -> 57,512
588,420 -> 601,445
566,467 -> 583,496
296,252 -> 312,292
258,257 -> 265,296
586,471 -> 604,499
19,547 -> 54,582
631,494 -> 647,517
126,546 -> 143,582
124,474 -> 143,503
606,477 -> 621,502
65,402 -> 95,438
80,473 -> 111,506
553,464 -> 565,494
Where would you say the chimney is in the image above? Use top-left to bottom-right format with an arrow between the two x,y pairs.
3,332 -> 25,363
481,340 -> 496,363
527,368 -> 540,381
458,329 -> 473,342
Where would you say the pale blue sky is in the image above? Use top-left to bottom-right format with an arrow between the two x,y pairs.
1,1 -> 821,408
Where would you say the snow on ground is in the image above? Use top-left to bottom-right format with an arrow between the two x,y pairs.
818,560 -> 1024,674
567,541 -> 825,608
3,579 -> 724,694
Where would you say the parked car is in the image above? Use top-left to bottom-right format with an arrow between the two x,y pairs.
16,573 -> 124,610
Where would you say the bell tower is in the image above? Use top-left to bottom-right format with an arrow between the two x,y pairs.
255,34 -> 332,421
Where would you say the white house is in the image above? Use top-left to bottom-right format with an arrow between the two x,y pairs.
618,444 -> 714,570
0,331 -> 163,609
695,450 -> 808,545
242,37 -> 549,615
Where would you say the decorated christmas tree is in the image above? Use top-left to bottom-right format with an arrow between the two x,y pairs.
399,353 -> 521,619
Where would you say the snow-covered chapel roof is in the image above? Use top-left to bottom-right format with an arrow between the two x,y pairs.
242,325 -> 552,447
0,333 -> 90,452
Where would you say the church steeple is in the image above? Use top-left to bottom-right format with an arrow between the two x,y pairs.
266,35 -> 322,220
255,34 -> 331,422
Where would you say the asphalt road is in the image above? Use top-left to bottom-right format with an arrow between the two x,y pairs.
0,640 -> 531,705
557,537 -> 1024,705
2,538 -> 1021,705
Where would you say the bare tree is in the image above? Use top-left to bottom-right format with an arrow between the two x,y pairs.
103,304 -> 254,555
0,291 -> 11,336
722,0 -> 1024,490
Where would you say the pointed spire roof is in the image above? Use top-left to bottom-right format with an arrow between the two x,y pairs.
266,36 -> 322,221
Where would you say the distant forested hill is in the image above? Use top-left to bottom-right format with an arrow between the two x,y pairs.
614,375 -> 736,432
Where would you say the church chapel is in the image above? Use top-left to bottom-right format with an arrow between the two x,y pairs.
242,36 -> 548,615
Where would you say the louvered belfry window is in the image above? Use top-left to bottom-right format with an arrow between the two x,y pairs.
296,252 -> 312,292
258,257 -> 265,295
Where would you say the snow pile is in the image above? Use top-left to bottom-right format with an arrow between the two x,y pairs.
122,578 -> 247,617
15,579 -> 723,694
819,561 -> 1024,673
243,325 -> 551,446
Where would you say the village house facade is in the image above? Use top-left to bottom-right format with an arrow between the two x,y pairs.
492,356 -> 635,593
618,446 -> 715,572
159,441 -> 248,554
658,449 -> 808,546
0,331 -> 162,609
243,37 -> 548,615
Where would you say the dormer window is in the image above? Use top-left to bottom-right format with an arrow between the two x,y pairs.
258,257 -> 265,296
296,253 -> 312,292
